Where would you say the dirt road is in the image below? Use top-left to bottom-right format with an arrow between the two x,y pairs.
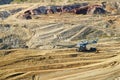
0,40 -> 120,80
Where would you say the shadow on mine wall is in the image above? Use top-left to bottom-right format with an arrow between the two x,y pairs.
0,0 -> 13,5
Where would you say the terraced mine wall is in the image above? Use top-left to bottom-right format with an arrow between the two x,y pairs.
0,1 -> 120,49
0,41 -> 120,80
0,19 -> 119,50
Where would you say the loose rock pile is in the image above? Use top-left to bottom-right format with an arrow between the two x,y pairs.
20,3 -> 106,19
0,8 -> 22,20
0,34 -> 27,49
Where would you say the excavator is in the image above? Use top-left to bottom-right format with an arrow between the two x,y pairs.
76,39 -> 98,52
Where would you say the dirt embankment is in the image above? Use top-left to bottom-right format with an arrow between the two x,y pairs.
1,14 -> 120,49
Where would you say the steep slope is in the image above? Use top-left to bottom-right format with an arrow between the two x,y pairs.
1,13 -> 120,49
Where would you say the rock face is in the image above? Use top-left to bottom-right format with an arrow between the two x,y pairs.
0,11 -> 10,20
0,0 -> 13,5
0,34 -> 27,49
0,8 -> 22,20
0,24 -> 28,49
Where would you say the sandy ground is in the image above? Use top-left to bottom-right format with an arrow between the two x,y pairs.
0,40 -> 120,80
0,1 -> 120,80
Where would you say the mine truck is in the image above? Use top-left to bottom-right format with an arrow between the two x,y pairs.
76,39 -> 98,52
